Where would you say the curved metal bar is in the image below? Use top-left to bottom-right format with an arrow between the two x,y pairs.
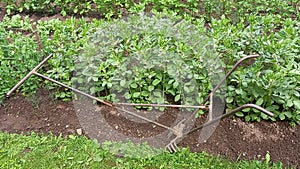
184,54 -> 260,126
166,103 -> 273,152
184,104 -> 274,137
202,54 -> 259,104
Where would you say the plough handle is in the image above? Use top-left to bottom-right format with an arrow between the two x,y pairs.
184,54 -> 260,125
6,54 -> 54,97
202,54 -> 259,104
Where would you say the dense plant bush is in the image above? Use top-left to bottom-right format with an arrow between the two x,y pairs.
73,14 -> 217,111
0,15 -> 42,100
208,15 -> 300,124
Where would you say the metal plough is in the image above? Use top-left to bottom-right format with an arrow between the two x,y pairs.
6,54 -> 274,153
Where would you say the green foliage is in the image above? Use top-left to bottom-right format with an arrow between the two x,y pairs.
102,140 -> 165,158
0,132 -> 284,168
73,14 -> 213,108
0,15 -> 103,101
2,0 -> 299,21
38,18 -> 94,100
208,14 -> 300,125
0,15 -> 42,101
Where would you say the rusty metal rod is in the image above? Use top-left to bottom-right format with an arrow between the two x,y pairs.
6,54 -> 53,97
114,106 -> 177,133
33,72 -> 176,132
184,104 -> 274,137
113,102 -> 208,109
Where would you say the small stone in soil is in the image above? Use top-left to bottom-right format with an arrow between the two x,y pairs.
76,128 -> 83,135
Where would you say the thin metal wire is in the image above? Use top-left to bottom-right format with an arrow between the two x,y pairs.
113,102 -> 208,109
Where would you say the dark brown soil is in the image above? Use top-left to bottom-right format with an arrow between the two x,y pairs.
0,89 -> 299,168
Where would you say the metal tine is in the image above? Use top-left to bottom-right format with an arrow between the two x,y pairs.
166,146 -> 171,152
166,137 -> 180,153
173,143 -> 180,152
166,142 -> 178,153
166,141 -> 172,152
166,144 -> 171,152
171,144 -> 178,152
166,144 -> 173,153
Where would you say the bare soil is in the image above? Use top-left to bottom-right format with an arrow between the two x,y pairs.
0,89 -> 299,168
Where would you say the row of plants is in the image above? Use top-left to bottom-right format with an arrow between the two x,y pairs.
75,13 -> 300,124
0,11 -> 299,124
1,0 -> 299,21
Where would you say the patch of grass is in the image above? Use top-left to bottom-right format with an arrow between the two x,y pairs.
0,132 -> 285,169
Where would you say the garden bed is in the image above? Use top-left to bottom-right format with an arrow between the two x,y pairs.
0,89 -> 299,167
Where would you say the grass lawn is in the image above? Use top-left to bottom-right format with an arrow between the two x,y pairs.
0,132 -> 284,169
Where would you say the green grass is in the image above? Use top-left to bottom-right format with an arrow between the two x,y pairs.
0,132 -> 284,169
